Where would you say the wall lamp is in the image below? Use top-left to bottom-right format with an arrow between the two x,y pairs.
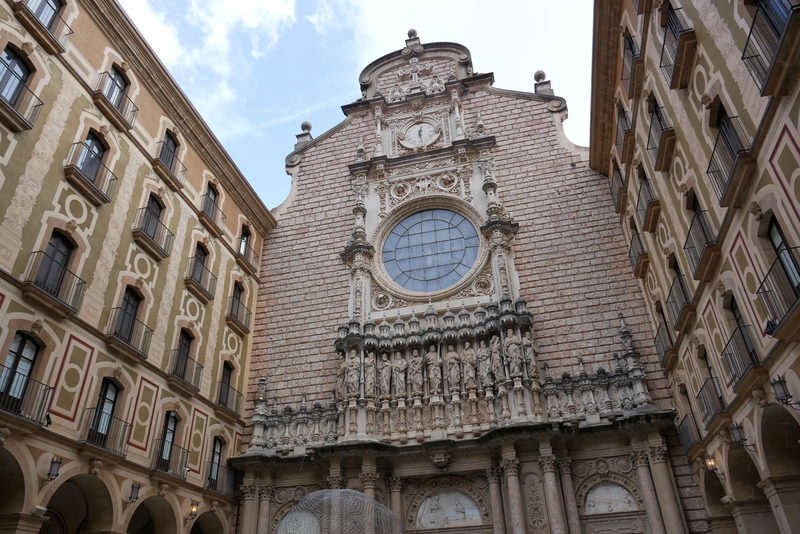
186,501 -> 199,522
770,375 -> 800,410
42,457 -> 62,485
125,483 -> 141,508
729,423 -> 756,451
704,454 -> 725,480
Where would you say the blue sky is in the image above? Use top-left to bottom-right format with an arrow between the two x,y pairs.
117,0 -> 595,210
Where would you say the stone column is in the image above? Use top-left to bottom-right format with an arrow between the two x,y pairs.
388,476 -> 404,522
327,475 -> 346,534
557,458 -> 581,534
360,471 -> 379,499
648,446 -> 687,534
239,484 -> 259,534
501,458 -> 526,534
538,455 -> 567,534
257,485 -> 274,534
632,450 -> 666,534
758,475 -> 800,534
486,467 -> 507,534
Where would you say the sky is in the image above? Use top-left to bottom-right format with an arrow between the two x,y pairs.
116,0 -> 595,210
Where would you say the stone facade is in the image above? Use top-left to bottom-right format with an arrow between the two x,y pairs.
0,1 -> 274,533
591,1 -> 800,533
235,30 -> 700,534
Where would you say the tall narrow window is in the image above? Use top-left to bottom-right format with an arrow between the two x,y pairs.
0,333 -> 39,414
192,244 -> 208,284
218,362 -> 233,407
156,411 -> 178,472
239,225 -> 251,256
115,287 -> 142,343
102,66 -> 127,109
769,218 -> 800,295
76,132 -> 105,183
141,194 -> 163,242
27,0 -> 62,29
207,437 -> 224,489
159,131 -> 178,173
174,328 -> 192,380
204,185 -> 218,218
35,231 -> 73,297
0,48 -> 30,106
231,282 -> 244,319
730,296 -> 756,357
88,378 -> 118,446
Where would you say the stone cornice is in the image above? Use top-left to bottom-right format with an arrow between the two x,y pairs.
588,0 -> 622,172
79,0 -> 276,236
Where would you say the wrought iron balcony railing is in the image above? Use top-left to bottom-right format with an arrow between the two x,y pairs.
227,296 -> 252,331
151,438 -> 189,479
628,232 -> 646,272
154,141 -> 186,188
64,140 -> 119,203
237,238 -> 259,272
635,179 -> 658,229
660,8 -> 693,86
79,407 -> 131,456
168,349 -> 203,391
665,274 -> 692,330
676,413 -> 702,453
757,246 -> 800,335
720,325 -> 760,390
216,381 -> 243,416
205,462 -> 234,496
200,195 -> 226,234
615,108 -> 631,156
95,71 -> 138,128
654,321 -> 675,366
684,211 -> 715,278
695,377 -> 724,428
622,35 -> 641,96
610,167 -> 625,209
15,0 -> 73,52
0,363 -> 52,425
647,106 -> 674,169
707,116 -> 750,203
0,59 -> 43,129
185,257 -> 217,299
23,251 -> 85,312
133,207 -> 174,258
742,0 -> 799,92
108,307 -> 153,357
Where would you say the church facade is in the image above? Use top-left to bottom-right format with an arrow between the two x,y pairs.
234,31 -> 705,534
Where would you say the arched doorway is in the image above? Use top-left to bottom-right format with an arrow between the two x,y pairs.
38,474 -> 114,534
190,511 -> 224,534
0,446 -> 25,515
702,470 -> 734,532
760,404 -> 800,532
127,496 -> 177,534
726,445 -> 779,532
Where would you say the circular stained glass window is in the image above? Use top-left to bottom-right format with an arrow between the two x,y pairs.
382,209 -> 480,292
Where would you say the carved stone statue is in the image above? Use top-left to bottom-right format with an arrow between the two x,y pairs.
346,349 -> 360,397
445,345 -> 460,392
336,355 -> 347,401
409,349 -> 424,396
379,353 -> 392,397
392,351 -> 407,398
461,342 -> 477,390
522,331 -> 536,377
477,340 -> 492,388
426,345 -> 442,394
257,377 -> 269,400
490,335 -> 504,383
364,352 -> 376,396
420,493 -> 448,527
388,84 -> 405,103
505,329 -> 523,378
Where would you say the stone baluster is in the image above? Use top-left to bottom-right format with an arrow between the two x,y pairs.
538,455 -> 567,534
632,449 -> 667,534
388,476 -> 404,521
257,484 -> 274,534
557,458 -> 581,534
500,457 -> 526,534
486,467 -> 507,534
648,445 -> 687,534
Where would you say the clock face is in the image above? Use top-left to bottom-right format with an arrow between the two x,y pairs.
400,121 -> 439,149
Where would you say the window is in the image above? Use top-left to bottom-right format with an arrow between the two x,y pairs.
114,287 -> 142,343
218,362 -> 233,406
0,333 -> 39,414
207,437 -> 224,490
141,194 -> 163,242
239,225 -> 251,256
230,282 -> 244,318
87,378 -> 119,447
102,66 -> 127,110
156,411 -> 178,472
0,48 -> 30,106
191,243 -> 208,284
35,231 -> 73,297
173,328 -> 192,380
27,0 -> 62,29
203,184 -> 218,218
76,132 -> 105,183
769,218 -> 800,295
159,131 -> 178,172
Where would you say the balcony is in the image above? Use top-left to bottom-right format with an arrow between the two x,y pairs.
635,179 -> 660,232
106,307 -> 152,363
185,257 -> 217,304
63,141 -> 119,205
615,109 -> 633,164
0,61 -> 43,132
654,321 -> 677,368
152,141 -> 186,191
684,211 -> 720,281
215,381 -> 243,421
132,208 -> 173,261
622,35 -> 641,97
0,364 -> 52,425
205,462 -> 234,496
198,195 -> 226,237
12,0 -> 73,55
226,296 -> 252,336
21,251 -> 85,318
742,0 -> 800,96
236,238 -> 259,277
628,232 -> 649,278
646,107 -> 676,172
707,116 -> 756,208
93,71 -> 138,131
659,7 -> 697,90
757,246 -> 800,340
695,377 -> 724,429
166,349 -> 203,397
151,439 -> 189,480
666,274 -> 694,332
676,413 -> 702,455
79,407 -> 131,457
610,167 -> 626,214
720,325 -> 766,394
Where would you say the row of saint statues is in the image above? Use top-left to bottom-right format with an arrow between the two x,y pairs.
336,329 -> 536,400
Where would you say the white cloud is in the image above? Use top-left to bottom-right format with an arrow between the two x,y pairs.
116,0 -> 185,68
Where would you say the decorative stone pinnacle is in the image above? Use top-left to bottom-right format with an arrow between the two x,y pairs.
534,70 -> 546,82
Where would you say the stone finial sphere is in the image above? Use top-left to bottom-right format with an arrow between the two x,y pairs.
534,70 -> 546,82
301,121 -> 312,133
408,29 -> 418,38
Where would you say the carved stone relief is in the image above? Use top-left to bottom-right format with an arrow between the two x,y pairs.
415,490 -> 481,529
584,481 -> 638,514
523,473 -> 549,534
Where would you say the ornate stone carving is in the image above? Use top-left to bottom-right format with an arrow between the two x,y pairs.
749,201 -> 763,221
429,450 -> 451,469
537,455 -> 556,473
360,471 -> 380,489
158,482 -> 169,497
523,473 -> 548,534
557,457 -> 572,475
631,450 -> 649,468
502,458 -> 520,477
648,446 -> 667,464
259,485 -> 274,501
484,467 -> 502,484
327,476 -> 346,490
584,481 -> 638,514
701,93 -> 713,109
30,319 -> 43,335
388,476 -> 404,492
405,476 -> 489,531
